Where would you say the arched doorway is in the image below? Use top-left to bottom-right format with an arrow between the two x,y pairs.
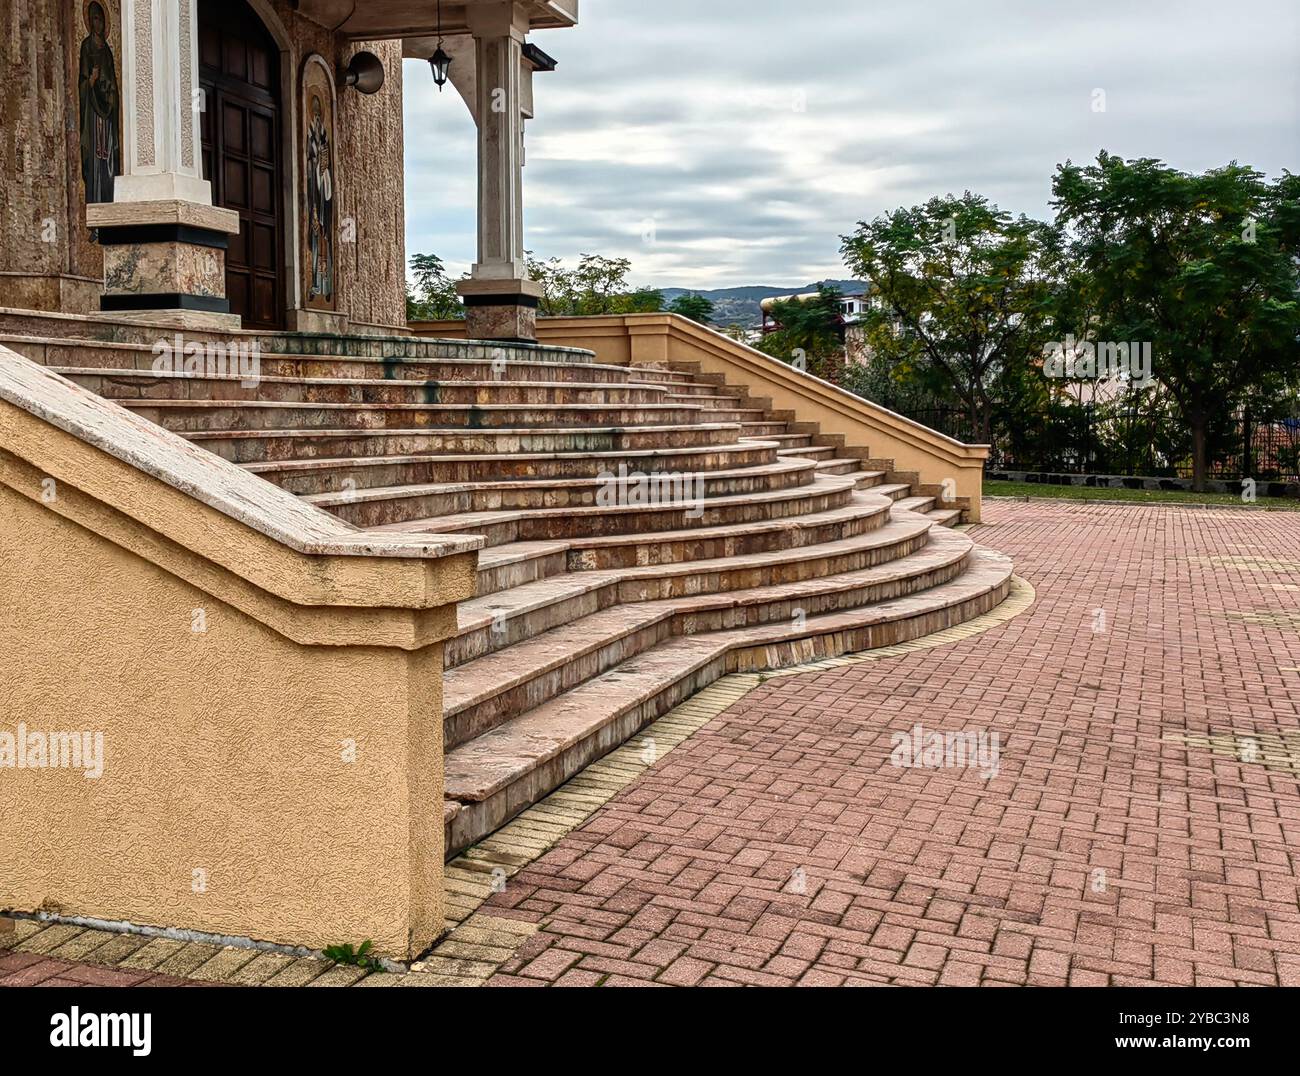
198,0 -> 284,330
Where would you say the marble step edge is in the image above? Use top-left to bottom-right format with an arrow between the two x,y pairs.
345,472 -> 857,532
445,507 -> 920,664
443,528 -> 974,719
301,456 -> 819,508
381,481 -> 878,554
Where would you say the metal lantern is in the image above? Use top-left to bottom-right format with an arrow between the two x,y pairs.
430,44 -> 452,90
430,0 -> 452,91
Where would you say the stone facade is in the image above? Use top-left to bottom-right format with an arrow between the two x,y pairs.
264,2 -> 408,333
0,0 -> 123,313
0,0 -> 408,333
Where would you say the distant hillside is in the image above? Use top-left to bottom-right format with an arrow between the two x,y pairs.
659,280 -> 866,328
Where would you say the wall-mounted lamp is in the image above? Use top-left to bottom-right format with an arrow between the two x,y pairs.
342,51 -> 385,94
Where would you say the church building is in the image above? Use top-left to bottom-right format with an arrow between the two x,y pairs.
0,0 -> 576,340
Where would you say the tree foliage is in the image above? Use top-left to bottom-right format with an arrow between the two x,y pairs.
525,253 -> 663,316
1051,153 -> 1300,488
406,253 -> 464,321
837,160 -> 1300,487
840,193 -> 1059,444
667,292 -> 715,325
757,285 -> 846,382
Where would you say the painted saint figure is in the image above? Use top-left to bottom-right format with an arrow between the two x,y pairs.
78,1 -> 120,204
306,93 -> 335,303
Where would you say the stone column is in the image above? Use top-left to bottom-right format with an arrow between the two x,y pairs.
87,0 -> 241,329
455,0 -> 543,342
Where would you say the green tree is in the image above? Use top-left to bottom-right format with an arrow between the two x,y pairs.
622,286 -> 667,314
1052,154 -> 1300,489
668,292 -> 715,325
525,252 -> 663,316
757,285 -> 846,382
406,253 -> 464,321
840,193 -> 1058,444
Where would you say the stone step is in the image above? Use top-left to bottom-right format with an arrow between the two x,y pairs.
512,485 -> 891,570
752,432 -> 813,447
658,388 -> 742,403
870,482 -> 913,502
0,327 -> 624,374
120,399 -> 707,433
631,371 -> 724,386
661,361 -> 719,378
740,422 -> 794,437
662,389 -> 744,402
617,366 -> 682,385
244,441 -> 784,494
57,368 -> 674,407
778,444 -> 839,461
305,458 -> 821,529
0,318 -> 595,363
0,332 -> 650,385
894,494 -> 937,514
183,422 -> 746,464
446,605 -> 675,749
843,469 -> 887,486
364,475 -> 860,546
475,542 -> 571,597
927,507 -> 963,528
443,546 -> 1016,855
814,458 -> 861,476
443,526 -> 974,747
684,407 -> 770,424
444,501 -> 915,666
276,355 -> 643,384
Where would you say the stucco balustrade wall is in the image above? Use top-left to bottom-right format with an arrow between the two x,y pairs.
0,347 -> 479,958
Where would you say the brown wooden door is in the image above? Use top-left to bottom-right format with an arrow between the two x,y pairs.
198,1 -> 282,330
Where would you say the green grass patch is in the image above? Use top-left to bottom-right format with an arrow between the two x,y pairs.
985,479 -> 1300,511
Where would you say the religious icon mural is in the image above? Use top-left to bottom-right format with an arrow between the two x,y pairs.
302,57 -> 337,310
78,0 -> 121,205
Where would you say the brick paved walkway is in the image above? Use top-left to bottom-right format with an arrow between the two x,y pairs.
479,501 -> 1300,986
5,500 -> 1300,987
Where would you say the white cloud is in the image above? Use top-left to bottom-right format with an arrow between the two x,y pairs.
404,0 -> 1300,289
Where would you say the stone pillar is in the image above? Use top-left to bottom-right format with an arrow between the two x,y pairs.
87,0 -> 241,329
455,1 -> 543,342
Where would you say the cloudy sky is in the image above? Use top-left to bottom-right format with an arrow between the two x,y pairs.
403,0 -> 1299,290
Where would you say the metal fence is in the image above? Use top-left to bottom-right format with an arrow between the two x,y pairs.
894,405 -> 1300,482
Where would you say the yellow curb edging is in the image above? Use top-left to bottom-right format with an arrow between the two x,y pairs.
1163,730 -> 1300,778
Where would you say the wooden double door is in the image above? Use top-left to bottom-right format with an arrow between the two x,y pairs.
198,0 -> 284,330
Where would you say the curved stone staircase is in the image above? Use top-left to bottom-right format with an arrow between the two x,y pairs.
2,323 -> 1013,856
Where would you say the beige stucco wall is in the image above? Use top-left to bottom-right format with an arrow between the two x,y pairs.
0,383 -> 475,957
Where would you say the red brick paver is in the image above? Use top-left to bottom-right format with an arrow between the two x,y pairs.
0,950 -> 189,988
482,502 -> 1300,986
